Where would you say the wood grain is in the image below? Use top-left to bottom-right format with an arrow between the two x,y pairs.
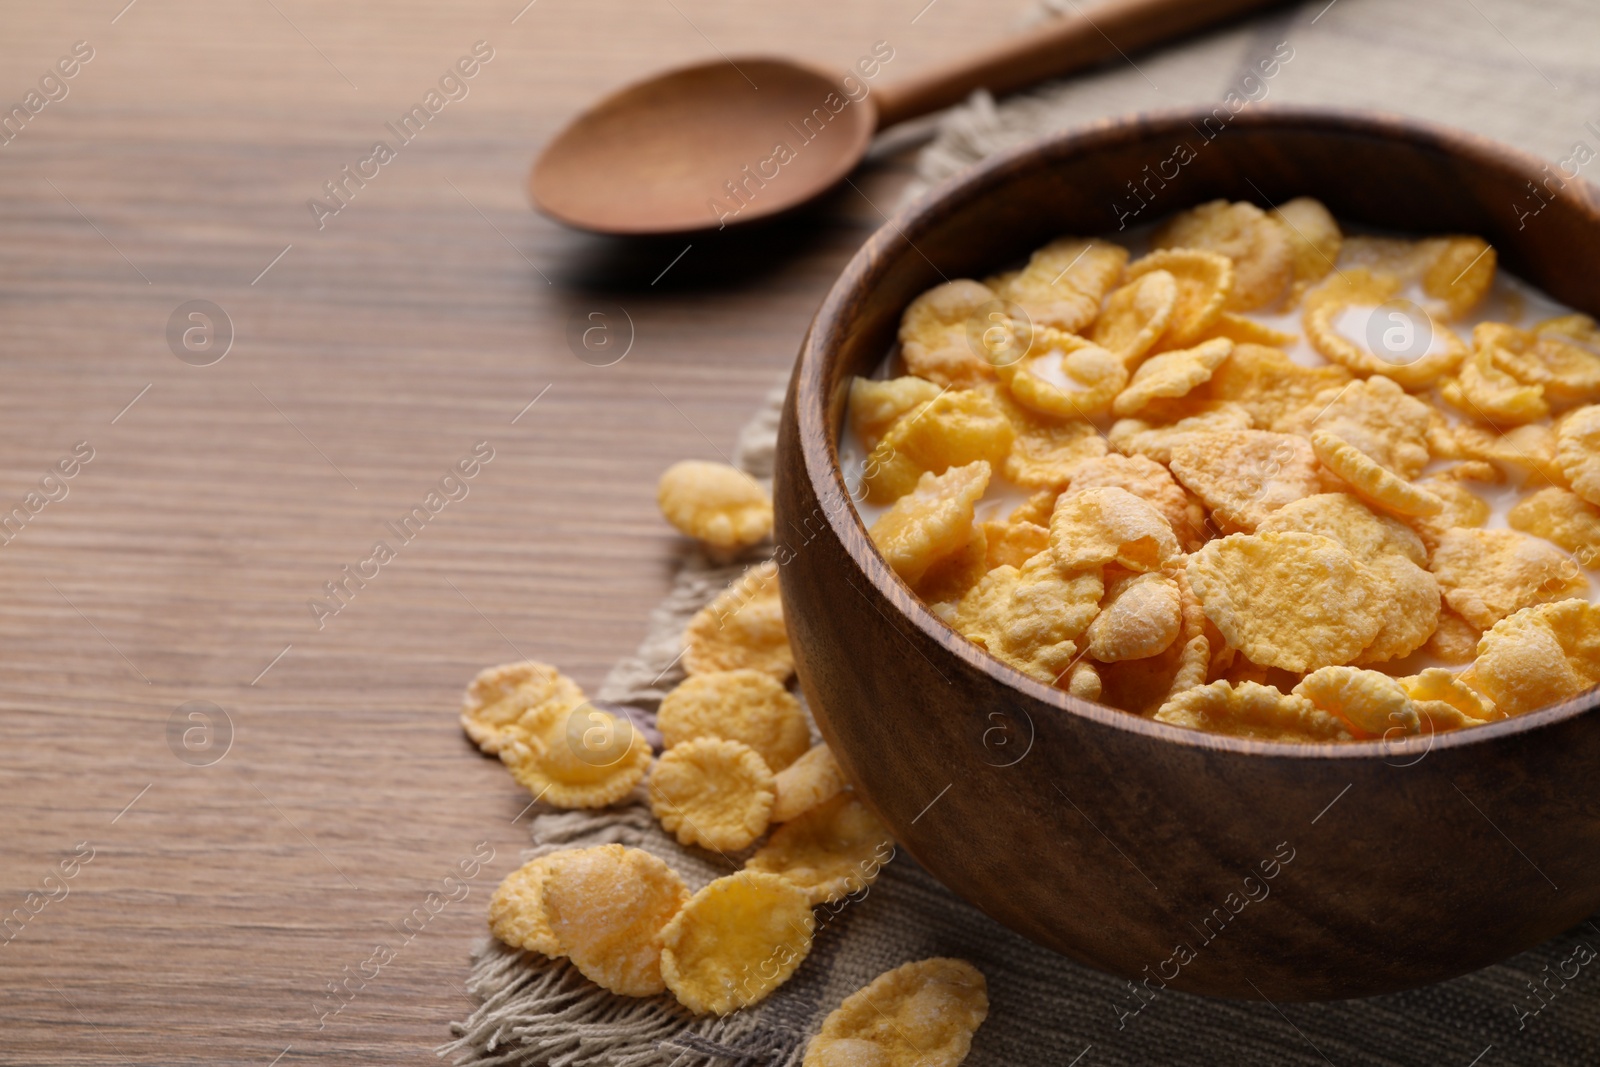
0,1 -> 1008,1062
775,108 -> 1600,1000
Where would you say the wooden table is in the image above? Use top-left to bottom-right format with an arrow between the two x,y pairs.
0,1 -> 1001,1062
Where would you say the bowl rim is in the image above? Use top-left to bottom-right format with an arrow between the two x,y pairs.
794,103 -> 1600,762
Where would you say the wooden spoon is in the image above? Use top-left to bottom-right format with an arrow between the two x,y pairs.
530,0 -> 1289,236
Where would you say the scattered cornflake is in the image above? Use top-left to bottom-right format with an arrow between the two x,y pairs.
488,854 -> 564,957
771,743 -> 847,824
461,660 -> 585,756
658,460 -> 773,552
500,699 -> 651,809
747,794 -> 894,905
803,958 -> 988,1067
539,845 -> 689,997
683,561 -> 793,681
658,669 -> 809,771
660,870 -> 815,1015
649,737 -> 775,851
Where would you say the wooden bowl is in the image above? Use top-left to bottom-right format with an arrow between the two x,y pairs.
773,107 -> 1600,1001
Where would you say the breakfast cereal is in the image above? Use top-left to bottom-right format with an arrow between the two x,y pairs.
539,845 -> 688,997
658,460 -> 773,551
682,560 -> 795,680
659,871 -> 815,1015
648,737 -> 776,851
746,795 -> 894,905
770,743 -> 847,823
802,957 -> 989,1067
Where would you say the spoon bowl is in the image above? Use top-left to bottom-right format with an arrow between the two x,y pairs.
530,58 -> 875,236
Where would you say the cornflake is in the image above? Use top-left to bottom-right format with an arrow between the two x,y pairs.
648,737 -> 776,851
746,794 -> 894,905
1284,375 -> 1432,478
1509,487 -> 1600,565
1154,681 -> 1352,742
868,461 -> 990,587
488,854 -> 564,957
1429,527 -> 1588,630
771,743 -> 847,823
1464,599 -> 1600,716
658,669 -> 809,771
987,385 -> 1107,489
1187,531 -> 1383,672
1197,312 -> 1299,349
1408,477 -> 1492,553
1271,196 -> 1342,300
949,553 -> 1103,685
659,870 -> 815,1015
1086,571 -> 1182,662
1304,268 -> 1465,389
802,957 -> 989,1067
996,237 -> 1127,332
863,389 -> 1013,503
1400,668 -> 1501,725
1124,248 -> 1234,345
1112,338 -> 1233,417
1206,343 -> 1351,431
683,561 -> 794,680
898,280 -> 999,387
1155,200 -> 1293,311
1557,404 -> 1600,506
1292,666 -> 1419,738
1426,609 -> 1482,665
1050,486 -> 1180,572
848,376 -> 944,451
1108,401 -> 1254,466
658,461 -> 773,552
1002,332 -> 1128,420
1169,430 -> 1322,531
1067,453 -> 1207,550
1092,269 -> 1178,368
1479,323 -> 1600,403
462,660 -> 584,756
539,845 -> 689,997
1311,431 -> 1444,518
981,518 -> 1050,570
916,525 -> 990,607
500,700 -> 651,809
1442,343 -> 1549,425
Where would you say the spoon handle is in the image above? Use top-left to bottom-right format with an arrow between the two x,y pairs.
872,0 -> 1292,129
